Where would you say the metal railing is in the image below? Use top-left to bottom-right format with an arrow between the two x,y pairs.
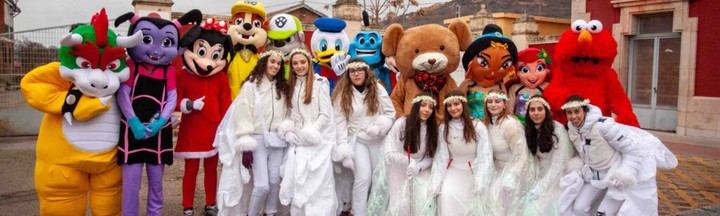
0,21 -> 130,108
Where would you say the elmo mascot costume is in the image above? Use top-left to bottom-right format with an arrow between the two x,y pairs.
544,19 -> 640,127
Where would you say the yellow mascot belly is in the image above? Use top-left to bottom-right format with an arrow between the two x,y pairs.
228,53 -> 258,98
22,62 -> 121,216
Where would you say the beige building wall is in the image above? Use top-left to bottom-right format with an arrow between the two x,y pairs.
133,0 -> 173,20
444,13 -> 569,37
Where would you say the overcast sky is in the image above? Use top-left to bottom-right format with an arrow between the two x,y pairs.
14,0 -> 449,32
14,0 -> 333,31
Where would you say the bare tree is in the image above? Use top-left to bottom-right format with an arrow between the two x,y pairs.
363,0 -> 419,26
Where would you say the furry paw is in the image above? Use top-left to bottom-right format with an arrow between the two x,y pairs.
277,119 -> 294,137
333,143 -> 354,162
608,167 -> 637,190
234,135 -> 257,152
342,157 -> 355,170
367,117 -> 393,137
299,123 -> 322,145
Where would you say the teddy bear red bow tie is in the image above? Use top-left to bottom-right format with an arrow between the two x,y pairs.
200,18 -> 228,35
414,71 -> 447,97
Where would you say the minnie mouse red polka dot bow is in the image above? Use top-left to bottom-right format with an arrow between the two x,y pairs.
200,18 -> 228,35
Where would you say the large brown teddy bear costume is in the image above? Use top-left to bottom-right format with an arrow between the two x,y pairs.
383,20 -> 471,120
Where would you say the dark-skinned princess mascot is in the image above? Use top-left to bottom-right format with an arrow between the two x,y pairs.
310,17 -> 350,92
20,8 -> 142,215
543,20 -> 640,126
227,0 -> 268,98
176,16 -> 233,216
114,10 -> 201,216
459,24 -> 518,120
349,31 -> 395,93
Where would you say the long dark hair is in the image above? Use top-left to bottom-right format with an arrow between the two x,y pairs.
443,90 -> 477,144
405,92 -> 438,157
524,95 -> 556,155
331,58 -> 380,119
246,54 -> 292,109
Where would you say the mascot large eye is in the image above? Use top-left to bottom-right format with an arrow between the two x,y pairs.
476,56 -> 489,68
107,59 -> 121,71
369,37 -> 376,45
335,39 -> 342,51
320,39 -> 328,51
198,46 -> 207,57
76,57 -> 92,69
536,63 -> 546,72
162,38 -> 174,48
142,35 -> 153,44
359,37 -> 365,45
253,20 -> 262,28
571,20 -> 587,33
519,65 -> 530,73
234,17 -> 244,25
501,60 -> 513,70
587,20 -> 603,33
212,50 -> 222,60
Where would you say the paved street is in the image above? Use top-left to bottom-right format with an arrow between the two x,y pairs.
0,135 -> 718,215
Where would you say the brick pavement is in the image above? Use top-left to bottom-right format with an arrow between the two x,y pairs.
0,137 -> 718,215
659,142 -> 720,215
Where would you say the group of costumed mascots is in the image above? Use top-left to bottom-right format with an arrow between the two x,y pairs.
20,1 -> 679,215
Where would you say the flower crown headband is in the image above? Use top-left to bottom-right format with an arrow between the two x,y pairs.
347,61 -> 370,71
561,99 -> 590,110
525,96 -> 551,110
411,95 -> 437,106
259,50 -> 284,60
443,95 -> 467,104
484,91 -> 508,102
287,48 -> 311,60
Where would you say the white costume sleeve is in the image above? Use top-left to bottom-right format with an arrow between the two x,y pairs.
214,84 -> 257,215
530,121 -> 573,195
595,117 -> 643,185
366,83 -> 397,140
473,121 -> 494,195
297,78 -> 331,146
498,117 -> 534,189
332,98 -> 352,162
384,117 -> 409,165
429,125 -> 449,197
232,83 -> 258,151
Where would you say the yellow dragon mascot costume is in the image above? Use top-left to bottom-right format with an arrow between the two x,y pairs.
20,9 -> 142,215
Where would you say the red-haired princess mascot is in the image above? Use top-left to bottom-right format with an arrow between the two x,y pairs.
543,20 -> 640,126
20,9 -> 142,215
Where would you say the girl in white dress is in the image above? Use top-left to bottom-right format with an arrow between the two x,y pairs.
367,92 -> 439,216
214,50 -> 292,216
483,89 -> 536,216
429,90 -> 494,216
332,59 -> 396,216
521,95 -> 574,215
277,48 -> 337,215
